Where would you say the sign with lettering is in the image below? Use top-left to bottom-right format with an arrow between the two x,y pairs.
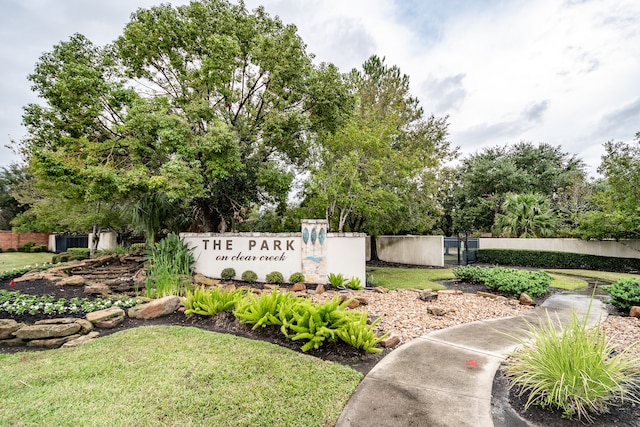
181,220 -> 366,284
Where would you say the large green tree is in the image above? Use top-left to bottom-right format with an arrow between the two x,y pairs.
493,192 -> 556,237
18,0 -> 349,241
304,56 -> 453,234
0,164 -> 30,230
577,133 -> 640,239
448,142 -> 585,235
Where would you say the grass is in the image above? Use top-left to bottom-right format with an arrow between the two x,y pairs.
0,252 -> 53,272
548,273 -> 589,291
546,269 -> 640,283
0,326 -> 361,426
506,310 -> 640,421
367,267 -> 453,290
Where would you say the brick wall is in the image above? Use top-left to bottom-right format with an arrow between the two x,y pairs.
0,231 -> 50,251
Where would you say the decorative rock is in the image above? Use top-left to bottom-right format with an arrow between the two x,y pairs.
427,306 -> 447,316
315,284 -> 325,294
128,295 -> 181,320
28,334 -> 81,349
374,286 -> 389,293
630,306 -> 640,318
438,289 -> 462,295
15,322 -> 81,340
75,319 -> 95,334
477,291 -> 500,299
35,317 -> 78,325
193,273 -> 220,287
0,319 -> 25,340
86,306 -> 125,324
519,293 -> 535,306
58,275 -> 86,286
356,297 -> 369,306
263,284 -> 278,290
62,331 -> 101,348
224,284 -> 237,292
348,299 -> 360,309
94,316 -> 125,329
0,337 -> 26,347
84,283 -> 111,295
418,290 -> 438,302
381,334 -> 400,348
133,269 -> 146,288
291,283 -> 306,292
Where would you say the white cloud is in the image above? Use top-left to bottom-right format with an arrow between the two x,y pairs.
1,0 -> 639,177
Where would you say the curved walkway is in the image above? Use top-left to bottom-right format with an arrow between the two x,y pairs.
336,293 -> 608,427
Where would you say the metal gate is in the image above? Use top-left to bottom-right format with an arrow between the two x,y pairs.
444,236 -> 478,266
54,234 -> 88,253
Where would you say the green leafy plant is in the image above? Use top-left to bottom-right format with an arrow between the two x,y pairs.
453,266 -> 550,298
0,263 -> 54,280
182,286 -> 245,316
0,290 -> 142,316
346,277 -> 363,290
220,268 -> 236,280
335,311 -> 388,353
288,272 -> 305,284
234,289 -> 299,329
145,233 -> 195,298
328,273 -> 347,288
505,308 -> 640,421
266,271 -> 285,284
241,270 -> 258,284
366,273 -> 376,287
602,278 -> 640,310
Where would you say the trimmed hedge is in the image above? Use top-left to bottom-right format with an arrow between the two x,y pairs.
476,249 -> 640,273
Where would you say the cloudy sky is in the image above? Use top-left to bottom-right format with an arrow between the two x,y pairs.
1,0 -> 639,176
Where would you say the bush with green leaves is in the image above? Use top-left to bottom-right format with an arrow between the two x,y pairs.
602,278 -> 640,310
453,266 -> 550,298
328,273 -> 347,288
241,270 -> 258,284
233,289 -> 386,353
266,271 -> 284,284
234,288 -> 300,330
346,277 -> 363,290
288,272 -> 305,284
335,311 -> 388,353
0,290 -> 142,316
506,309 -> 640,421
220,268 -> 236,280
477,249 -> 640,272
145,233 -> 195,298
182,286 -> 245,316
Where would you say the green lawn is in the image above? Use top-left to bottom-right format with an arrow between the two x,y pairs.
545,269 -> 640,284
0,326 -> 361,426
548,273 -> 589,290
0,252 -> 53,272
367,266 -> 453,290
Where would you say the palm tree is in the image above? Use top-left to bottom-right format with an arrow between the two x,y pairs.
493,193 -> 556,238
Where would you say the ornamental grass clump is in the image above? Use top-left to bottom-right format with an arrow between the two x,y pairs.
145,233 -> 195,298
182,286 -> 245,316
505,309 -> 640,421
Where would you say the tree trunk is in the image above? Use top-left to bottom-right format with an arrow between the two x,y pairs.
370,235 -> 379,261
90,223 -> 101,258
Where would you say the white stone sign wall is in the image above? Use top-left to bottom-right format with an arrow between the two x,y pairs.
181,220 -> 366,284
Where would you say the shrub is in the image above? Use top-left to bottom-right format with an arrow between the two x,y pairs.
266,271 -> 284,284
220,268 -> 236,280
335,311 -> 387,353
477,249 -> 640,272
183,286 -> 245,316
30,245 -> 47,253
453,266 -> 550,298
505,309 -> 640,421
288,272 -> 305,284
346,277 -> 363,290
6,247 -> 16,252
327,273 -> 347,288
18,241 -> 36,252
241,270 -> 258,284
602,278 -> 640,310
235,288 -> 299,330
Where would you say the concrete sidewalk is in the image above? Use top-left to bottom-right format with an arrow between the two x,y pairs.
336,293 -> 608,427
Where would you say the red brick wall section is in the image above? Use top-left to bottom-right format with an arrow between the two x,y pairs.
0,231 -> 50,251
